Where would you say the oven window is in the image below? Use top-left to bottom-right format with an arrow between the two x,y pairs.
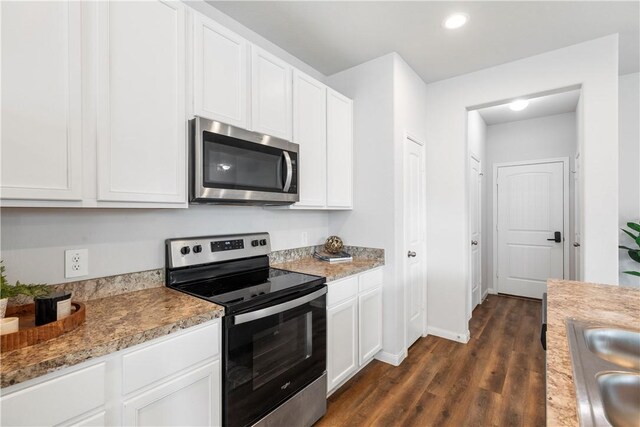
252,312 -> 312,390
203,132 -> 283,192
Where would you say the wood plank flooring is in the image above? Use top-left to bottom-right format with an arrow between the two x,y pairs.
315,295 -> 545,427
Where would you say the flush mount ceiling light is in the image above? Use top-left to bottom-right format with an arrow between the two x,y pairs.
443,13 -> 469,30
509,99 -> 530,111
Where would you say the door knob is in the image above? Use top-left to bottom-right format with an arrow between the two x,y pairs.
407,251 -> 417,258
471,240 -> 478,245
573,242 -> 581,247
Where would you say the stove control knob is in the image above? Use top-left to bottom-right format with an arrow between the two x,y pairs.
251,240 -> 259,247
193,245 -> 202,254
180,246 -> 191,255
259,239 -> 267,246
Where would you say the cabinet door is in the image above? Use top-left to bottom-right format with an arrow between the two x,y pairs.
358,286 -> 383,365
0,363 -> 105,426
1,0 -> 82,201
326,89 -> 353,208
293,71 -> 327,207
96,0 -> 186,204
327,297 -> 358,392
193,13 -> 248,128
123,361 -> 221,427
251,47 -> 292,140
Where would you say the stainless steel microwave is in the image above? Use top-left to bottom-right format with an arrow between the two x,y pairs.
190,117 -> 299,205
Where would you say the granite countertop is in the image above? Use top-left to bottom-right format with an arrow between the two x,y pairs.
1,287 -> 224,388
272,256 -> 384,282
546,279 -> 640,426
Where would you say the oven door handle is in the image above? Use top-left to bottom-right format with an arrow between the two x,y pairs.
233,287 -> 326,325
282,151 -> 293,192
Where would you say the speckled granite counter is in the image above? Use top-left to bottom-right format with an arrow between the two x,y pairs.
1,287 -> 224,388
271,247 -> 384,282
546,279 -> 640,426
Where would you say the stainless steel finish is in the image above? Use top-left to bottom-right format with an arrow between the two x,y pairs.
566,319 -> 640,427
584,328 -> 640,370
597,373 -> 640,427
191,117 -> 299,205
471,240 -> 478,245
407,251 -> 417,258
252,373 -> 327,427
574,242 -> 581,247
234,288 -> 327,325
166,232 -> 271,269
282,151 -> 293,192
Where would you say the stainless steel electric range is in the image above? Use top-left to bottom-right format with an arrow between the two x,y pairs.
165,233 -> 327,427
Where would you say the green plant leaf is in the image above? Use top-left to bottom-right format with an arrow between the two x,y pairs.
627,222 -> 640,233
629,250 -> 640,264
622,229 -> 639,242
623,271 -> 640,277
636,235 -> 640,247
620,245 -> 636,250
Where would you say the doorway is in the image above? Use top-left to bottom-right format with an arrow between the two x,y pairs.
494,159 -> 569,299
404,133 -> 426,348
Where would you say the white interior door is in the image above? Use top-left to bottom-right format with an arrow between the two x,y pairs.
404,135 -> 426,347
497,161 -> 565,299
469,156 -> 482,319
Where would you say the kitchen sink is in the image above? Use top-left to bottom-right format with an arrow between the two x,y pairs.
566,319 -> 640,427
597,373 -> 640,427
584,328 -> 640,370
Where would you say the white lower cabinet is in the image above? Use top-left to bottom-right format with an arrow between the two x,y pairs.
326,268 -> 383,394
0,319 -> 221,427
123,361 -> 220,427
327,296 -> 358,391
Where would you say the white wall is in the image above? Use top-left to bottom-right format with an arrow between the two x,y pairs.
619,72 -> 640,287
466,110 -> 487,308
484,112 -> 577,294
425,35 -> 618,339
0,207 -> 329,284
327,53 -> 429,359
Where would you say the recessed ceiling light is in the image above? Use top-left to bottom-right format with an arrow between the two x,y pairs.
509,99 -> 529,111
443,13 -> 469,30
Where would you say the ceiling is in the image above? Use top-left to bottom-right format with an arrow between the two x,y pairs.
476,89 -> 580,126
209,1 -> 640,83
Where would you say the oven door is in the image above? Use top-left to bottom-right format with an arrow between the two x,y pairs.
192,117 -> 298,204
223,287 -> 326,427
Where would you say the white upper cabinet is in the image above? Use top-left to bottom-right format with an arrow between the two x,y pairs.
326,89 -> 354,208
96,0 -> 186,204
1,0 -> 83,201
293,71 -> 327,207
251,47 -> 293,140
193,13 -> 248,128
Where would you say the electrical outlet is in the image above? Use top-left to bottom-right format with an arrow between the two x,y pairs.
301,232 -> 309,246
65,249 -> 88,278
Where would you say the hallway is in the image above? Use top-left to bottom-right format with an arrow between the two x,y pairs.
316,295 -> 545,427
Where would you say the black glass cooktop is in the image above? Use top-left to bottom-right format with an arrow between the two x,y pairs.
169,267 -> 325,315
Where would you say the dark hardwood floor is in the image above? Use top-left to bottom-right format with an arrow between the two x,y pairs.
316,295 -> 545,427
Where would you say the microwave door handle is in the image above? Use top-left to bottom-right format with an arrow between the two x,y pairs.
282,151 -> 293,192
233,287 -> 327,325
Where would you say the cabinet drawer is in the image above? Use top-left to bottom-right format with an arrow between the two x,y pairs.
358,268 -> 383,292
327,276 -> 358,307
122,320 -> 220,395
1,363 -> 105,427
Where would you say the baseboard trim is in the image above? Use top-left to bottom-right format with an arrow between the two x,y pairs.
375,349 -> 407,366
427,326 -> 470,344
481,288 -> 489,302
487,287 -> 497,295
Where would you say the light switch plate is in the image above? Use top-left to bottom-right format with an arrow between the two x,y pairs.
65,249 -> 88,278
